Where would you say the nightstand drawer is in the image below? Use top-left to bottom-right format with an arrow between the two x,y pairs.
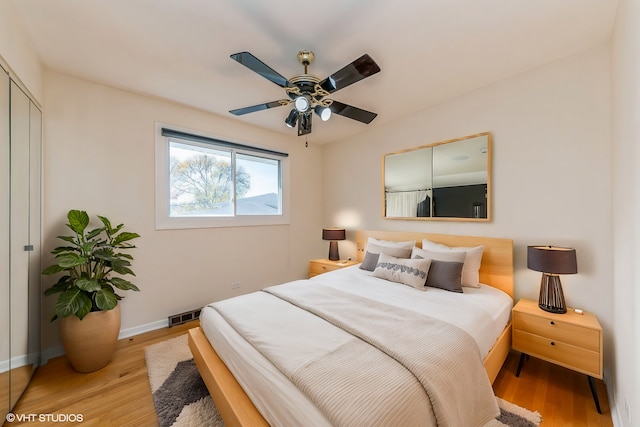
513,311 -> 600,352
309,259 -> 358,278
513,329 -> 601,376
309,263 -> 341,277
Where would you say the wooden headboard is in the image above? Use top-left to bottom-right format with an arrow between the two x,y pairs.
355,230 -> 514,299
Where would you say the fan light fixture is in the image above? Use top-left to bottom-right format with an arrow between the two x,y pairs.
284,109 -> 298,128
314,105 -> 332,121
229,50 -> 381,138
294,96 -> 311,113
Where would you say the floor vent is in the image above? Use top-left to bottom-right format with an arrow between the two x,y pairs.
168,307 -> 202,327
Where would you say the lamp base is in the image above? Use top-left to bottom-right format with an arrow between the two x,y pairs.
538,273 -> 567,314
328,241 -> 340,261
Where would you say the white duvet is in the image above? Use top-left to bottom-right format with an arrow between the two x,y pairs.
200,265 -> 513,426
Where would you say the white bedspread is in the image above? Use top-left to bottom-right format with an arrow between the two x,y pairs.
200,265 -> 512,426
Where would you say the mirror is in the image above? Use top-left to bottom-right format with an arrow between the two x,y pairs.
383,132 -> 491,221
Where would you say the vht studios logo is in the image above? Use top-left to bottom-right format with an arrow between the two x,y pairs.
5,413 -> 84,423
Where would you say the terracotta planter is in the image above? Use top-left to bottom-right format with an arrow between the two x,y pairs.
59,304 -> 121,373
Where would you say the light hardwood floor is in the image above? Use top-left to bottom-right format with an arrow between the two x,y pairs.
8,321 -> 614,426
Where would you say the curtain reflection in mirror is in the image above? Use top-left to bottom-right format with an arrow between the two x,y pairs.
385,190 -> 430,217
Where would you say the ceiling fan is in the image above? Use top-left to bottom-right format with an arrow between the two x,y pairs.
229,50 -> 381,137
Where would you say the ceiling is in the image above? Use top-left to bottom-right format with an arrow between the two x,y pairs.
9,0 -> 618,144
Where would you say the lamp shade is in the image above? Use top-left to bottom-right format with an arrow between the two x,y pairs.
322,228 -> 346,241
527,246 -> 577,274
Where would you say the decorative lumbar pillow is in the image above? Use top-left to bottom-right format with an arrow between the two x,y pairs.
360,238 -> 415,271
373,253 -> 431,290
421,239 -> 484,288
424,260 -> 465,293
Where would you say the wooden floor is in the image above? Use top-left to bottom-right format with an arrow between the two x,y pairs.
9,321 -> 614,426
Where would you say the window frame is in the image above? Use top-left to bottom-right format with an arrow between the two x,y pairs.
155,124 -> 290,230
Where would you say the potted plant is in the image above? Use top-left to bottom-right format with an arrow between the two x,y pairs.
43,209 -> 140,372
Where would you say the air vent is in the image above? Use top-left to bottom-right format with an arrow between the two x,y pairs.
168,307 -> 202,327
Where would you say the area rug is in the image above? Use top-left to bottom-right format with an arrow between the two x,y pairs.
145,334 -> 541,427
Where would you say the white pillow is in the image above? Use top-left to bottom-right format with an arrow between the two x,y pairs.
421,239 -> 484,288
360,238 -> 416,271
373,253 -> 431,290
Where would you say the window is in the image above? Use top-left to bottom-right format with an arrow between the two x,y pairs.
156,126 -> 289,229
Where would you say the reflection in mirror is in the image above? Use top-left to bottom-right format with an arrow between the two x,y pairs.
384,132 -> 491,221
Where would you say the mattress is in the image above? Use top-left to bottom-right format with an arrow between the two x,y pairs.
200,264 -> 513,426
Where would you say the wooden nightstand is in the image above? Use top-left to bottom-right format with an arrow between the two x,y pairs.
512,299 -> 603,413
309,258 -> 358,278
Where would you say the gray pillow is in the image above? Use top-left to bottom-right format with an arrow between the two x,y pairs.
360,242 -> 413,271
424,260 -> 464,293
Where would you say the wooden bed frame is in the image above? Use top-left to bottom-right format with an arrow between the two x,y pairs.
188,230 -> 514,427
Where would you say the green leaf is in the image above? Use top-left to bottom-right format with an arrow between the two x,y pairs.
97,215 -> 112,232
42,264 -> 65,275
75,300 -> 92,320
67,210 -> 90,234
112,232 -> 140,246
110,259 -> 135,275
54,289 -> 92,319
43,281 -> 70,296
76,277 -> 102,292
51,246 -> 78,255
56,235 -> 77,244
109,277 -> 140,292
85,227 -> 104,240
56,253 -> 88,269
94,249 -> 118,263
94,288 -> 118,310
80,240 -> 99,254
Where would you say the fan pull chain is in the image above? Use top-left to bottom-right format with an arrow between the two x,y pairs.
305,136 -> 308,147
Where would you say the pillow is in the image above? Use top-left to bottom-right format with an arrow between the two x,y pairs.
360,238 -> 415,271
411,247 -> 466,263
372,253 -> 431,290
424,260 -> 464,293
421,239 -> 484,288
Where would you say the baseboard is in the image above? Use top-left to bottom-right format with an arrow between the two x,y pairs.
0,352 -> 38,373
606,380 -> 624,427
41,318 -> 170,365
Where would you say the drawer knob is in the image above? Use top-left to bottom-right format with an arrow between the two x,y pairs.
550,341 -> 555,346
550,321 -> 555,325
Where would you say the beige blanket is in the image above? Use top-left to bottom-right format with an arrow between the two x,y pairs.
213,283 -> 499,426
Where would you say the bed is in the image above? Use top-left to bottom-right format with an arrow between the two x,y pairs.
188,230 -> 514,426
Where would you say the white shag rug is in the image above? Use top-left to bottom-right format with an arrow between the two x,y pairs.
145,334 -> 541,427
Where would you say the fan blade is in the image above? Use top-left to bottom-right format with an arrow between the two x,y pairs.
229,100 -> 288,116
329,101 -> 377,124
319,54 -> 380,94
230,52 -> 290,88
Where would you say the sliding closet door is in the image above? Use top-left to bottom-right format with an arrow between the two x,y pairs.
8,80 -> 41,410
0,66 -> 10,423
10,81 -> 32,410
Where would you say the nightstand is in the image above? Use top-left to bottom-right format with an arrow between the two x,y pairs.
309,258 -> 358,278
512,299 -> 603,413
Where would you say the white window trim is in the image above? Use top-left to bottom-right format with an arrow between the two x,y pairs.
155,123 -> 290,230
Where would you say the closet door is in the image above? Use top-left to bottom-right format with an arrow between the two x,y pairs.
9,81 -> 39,410
0,66 -> 9,424
10,81 -> 31,410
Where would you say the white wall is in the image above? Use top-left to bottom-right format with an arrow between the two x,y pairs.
324,44 -> 614,378
611,0 -> 640,425
41,71 -> 325,351
0,1 -> 43,104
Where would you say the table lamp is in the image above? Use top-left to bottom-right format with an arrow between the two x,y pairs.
527,245 -> 577,314
322,228 -> 346,261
